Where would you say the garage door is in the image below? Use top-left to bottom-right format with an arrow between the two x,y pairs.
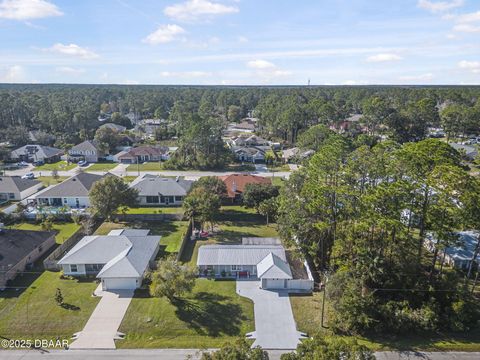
103,277 -> 137,290
264,279 -> 286,289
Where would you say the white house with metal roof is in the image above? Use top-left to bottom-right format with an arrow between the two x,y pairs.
58,228 -> 160,290
197,243 -> 313,291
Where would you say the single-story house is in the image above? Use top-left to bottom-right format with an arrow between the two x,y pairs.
10,144 -> 63,163
197,242 -> 313,291
219,173 -> 271,202
130,174 -> 193,205
425,231 -> 480,270
58,228 -> 160,290
68,140 -> 105,163
233,146 -> 266,163
282,147 -> 315,163
99,123 -> 127,133
229,135 -> 269,147
0,176 -> 43,202
35,172 -> 109,208
113,145 -> 170,163
0,228 -> 56,289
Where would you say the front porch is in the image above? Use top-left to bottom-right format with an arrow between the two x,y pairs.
198,265 -> 257,279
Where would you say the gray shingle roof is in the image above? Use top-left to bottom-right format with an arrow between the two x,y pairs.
99,123 -> 127,132
0,229 -> 56,268
197,245 -> 287,266
11,145 -> 63,160
36,172 -> 106,198
58,229 -> 160,278
0,176 -> 41,193
130,174 -> 193,197
69,140 -> 100,153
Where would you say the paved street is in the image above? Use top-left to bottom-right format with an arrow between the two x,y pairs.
236,280 -> 306,350
1,350 -> 480,360
69,286 -> 133,349
3,163 -> 292,180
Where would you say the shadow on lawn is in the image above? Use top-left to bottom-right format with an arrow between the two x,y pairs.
217,210 -> 263,222
173,292 -> 246,337
61,303 -> 80,311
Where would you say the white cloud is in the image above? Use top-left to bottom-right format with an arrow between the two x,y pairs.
56,66 -> 85,75
0,0 -> 62,20
453,23 -> 480,32
366,53 -> 403,62
417,0 -> 464,13
458,60 -> 480,73
247,59 -> 276,69
237,36 -> 248,43
47,43 -> 99,59
342,80 -> 357,85
0,65 -> 26,82
164,0 -> 238,22
160,71 -> 211,78
121,80 -> 140,85
142,24 -> 186,44
399,73 -> 434,81
454,10 -> 480,23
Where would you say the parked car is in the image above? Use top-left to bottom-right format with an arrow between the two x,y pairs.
77,160 -> 88,167
33,160 -> 44,166
17,161 -> 29,167
21,172 -> 35,179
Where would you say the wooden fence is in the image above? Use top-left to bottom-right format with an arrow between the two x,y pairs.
43,227 -> 84,270
176,218 -> 193,261
113,213 -> 184,222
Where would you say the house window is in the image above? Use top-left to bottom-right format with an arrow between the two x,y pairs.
231,265 -> 242,271
175,196 -> 183,202
8,193 -> 15,199
63,198 -> 68,204
85,264 -> 103,272
70,264 -> 78,272
146,196 -> 159,204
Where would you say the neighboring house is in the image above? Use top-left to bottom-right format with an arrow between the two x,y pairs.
227,121 -> 255,133
425,231 -> 480,270
0,228 -> 56,289
58,228 -> 160,290
28,130 -> 56,145
68,140 -> 105,163
197,241 -> 313,291
282,147 -> 314,163
99,123 -> 127,133
10,144 -> 63,163
0,176 -> 43,202
113,145 -> 170,163
233,146 -> 266,163
449,143 -> 478,161
219,173 -> 271,202
229,134 -> 269,147
35,172 -> 109,208
130,174 -> 193,206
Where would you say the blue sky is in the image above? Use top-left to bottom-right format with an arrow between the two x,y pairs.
0,0 -> 479,85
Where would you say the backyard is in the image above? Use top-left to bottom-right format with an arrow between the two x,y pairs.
35,161 -> 77,172
11,221 -> 81,244
36,176 -> 68,187
119,206 -> 184,215
117,279 -> 254,348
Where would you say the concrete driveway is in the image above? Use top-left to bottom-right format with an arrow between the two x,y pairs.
236,280 -> 306,350
69,285 -> 133,349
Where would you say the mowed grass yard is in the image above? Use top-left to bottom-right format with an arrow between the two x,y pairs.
36,176 -> 68,187
11,222 -> 81,244
85,162 -> 119,172
35,161 -> 77,172
0,271 -> 100,342
126,162 -> 164,171
117,279 -> 254,348
120,206 -> 184,215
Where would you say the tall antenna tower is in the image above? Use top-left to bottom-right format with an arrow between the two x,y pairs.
307,78 -> 311,86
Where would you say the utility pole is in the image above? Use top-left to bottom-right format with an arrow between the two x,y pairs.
321,275 -> 328,328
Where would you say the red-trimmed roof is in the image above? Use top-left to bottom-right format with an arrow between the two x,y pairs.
219,173 -> 271,198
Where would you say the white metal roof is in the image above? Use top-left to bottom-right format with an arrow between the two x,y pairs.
257,253 -> 292,279
197,245 -> 287,266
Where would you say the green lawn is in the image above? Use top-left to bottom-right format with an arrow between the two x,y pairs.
0,271 -> 100,343
86,162 -> 119,172
36,176 -> 68,187
126,162 -> 164,171
121,206 -> 184,215
290,291 -> 480,351
271,176 -> 286,187
11,222 -> 81,244
117,279 -> 254,348
267,164 -> 290,172
35,161 -> 77,172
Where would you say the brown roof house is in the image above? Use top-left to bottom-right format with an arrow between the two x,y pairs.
219,173 -> 271,202
0,227 -> 56,289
